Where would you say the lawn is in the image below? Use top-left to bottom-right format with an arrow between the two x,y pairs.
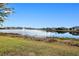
0,35 -> 79,56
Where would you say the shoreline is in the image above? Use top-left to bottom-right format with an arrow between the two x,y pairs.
0,33 -> 79,55
0,33 -> 79,47
0,32 -> 79,40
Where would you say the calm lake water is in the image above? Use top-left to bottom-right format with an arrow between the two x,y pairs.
0,29 -> 79,39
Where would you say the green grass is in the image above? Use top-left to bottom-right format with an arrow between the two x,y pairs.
0,35 -> 79,56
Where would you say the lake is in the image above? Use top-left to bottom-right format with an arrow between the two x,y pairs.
0,29 -> 79,39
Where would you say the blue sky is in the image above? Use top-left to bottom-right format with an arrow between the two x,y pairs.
4,3 -> 79,28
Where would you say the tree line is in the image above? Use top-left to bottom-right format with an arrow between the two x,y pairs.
41,26 -> 79,32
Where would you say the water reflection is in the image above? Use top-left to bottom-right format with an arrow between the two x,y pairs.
0,29 -> 79,39
55,31 -> 79,36
55,31 -> 67,34
69,32 -> 79,36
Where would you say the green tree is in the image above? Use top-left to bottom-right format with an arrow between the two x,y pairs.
0,3 -> 13,26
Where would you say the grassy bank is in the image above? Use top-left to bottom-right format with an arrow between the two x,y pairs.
0,33 -> 79,56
